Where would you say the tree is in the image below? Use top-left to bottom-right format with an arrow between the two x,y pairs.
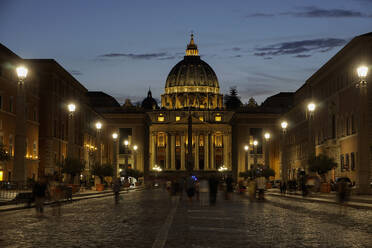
0,144 -> 10,162
123,168 -> 143,180
224,87 -> 242,109
91,163 -> 114,183
261,167 -> 275,179
61,157 -> 85,184
308,154 -> 337,182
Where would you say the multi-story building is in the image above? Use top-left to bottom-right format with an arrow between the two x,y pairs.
283,32 -> 372,193
0,44 -> 40,182
1,32 -> 370,194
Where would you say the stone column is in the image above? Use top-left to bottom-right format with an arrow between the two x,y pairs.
210,134 -> 215,169
204,133 -> 209,170
165,133 -> 170,170
195,133 -> 199,170
171,134 -> 176,170
181,134 -> 186,170
151,132 -> 156,169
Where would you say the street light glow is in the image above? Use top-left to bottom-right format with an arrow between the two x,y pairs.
124,140 -> 129,146
244,145 -> 249,151
307,102 -> 316,112
133,145 -> 138,151
253,140 -> 258,146
357,66 -> 368,78
218,165 -> 228,172
281,121 -> 288,129
68,103 -> 76,113
112,132 -> 118,140
95,121 -> 102,130
16,66 -> 28,80
264,132 -> 271,140
153,165 -> 162,172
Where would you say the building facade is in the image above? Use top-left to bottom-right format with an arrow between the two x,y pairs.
0,33 -> 371,193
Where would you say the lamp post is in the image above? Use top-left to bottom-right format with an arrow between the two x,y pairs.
253,140 -> 258,172
14,66 -> 28,183
112,132 -> 118,178
124,140 -> 129,170
67,103 -> 76,159
133,145 -> 138,170
264,132 -> 271,168
306,102 -> 316,175
95,121 -> 102,165
244,145 -> 249,171
356,65 -> 370,193
280,121 -> 288,182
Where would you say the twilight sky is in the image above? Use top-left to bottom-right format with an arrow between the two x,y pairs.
1,0 -> 371,104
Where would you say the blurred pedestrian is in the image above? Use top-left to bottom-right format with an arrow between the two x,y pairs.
337,179 -> 350,215
209,175 -> 219,205
33,177 -> 48,215
247,179 -> 256,202
195,180 -> 200,201
50,175 -> 63,216
112,178 -> 121,204
225,174 -> 234,200
185,175 -> 196,203
199,177 -> 209,207
256,176 -> 266,201
280,181 -> 287,194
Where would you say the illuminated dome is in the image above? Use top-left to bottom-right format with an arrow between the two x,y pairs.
161,34 -> 223,110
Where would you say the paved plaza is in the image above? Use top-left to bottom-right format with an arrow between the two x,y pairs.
0,189 -> 371,248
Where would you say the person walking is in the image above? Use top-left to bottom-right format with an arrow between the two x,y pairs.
199,177 -> 209,207
112,178 -> 121,204
225,174 -> 234,200
33,177 -> 48,215
208,175 -> 219,205
185,175 -> 196,203
247,179 -> 256,202
256,176 -> 266,201
337,179 -> 350,215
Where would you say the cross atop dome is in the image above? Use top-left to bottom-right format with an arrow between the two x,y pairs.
186,33 -> 199,56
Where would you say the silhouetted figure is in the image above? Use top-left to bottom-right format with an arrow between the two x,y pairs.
209,176 -> 219,205
337,180 -> 350,215
112,178 -> 121,204
186,175 -> 196,202
199,178 -> 209,207
256,176 -> 266,200
280,181 -> 287,194
225,174 -> 234,200
33,177 -> 48,215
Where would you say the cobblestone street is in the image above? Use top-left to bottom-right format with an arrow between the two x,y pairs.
0,189 -> 371,248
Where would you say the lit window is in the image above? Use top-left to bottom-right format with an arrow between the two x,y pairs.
215,134 -> 223,147
215,114 -> 222,122
0,171 -> 3,181
176,116 -> 181,121
199,116 -> 204,121
157,114 -> 165,122
158,133 -> 166,147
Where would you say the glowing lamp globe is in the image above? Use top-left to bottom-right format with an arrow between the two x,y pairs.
16,66 -> 28,80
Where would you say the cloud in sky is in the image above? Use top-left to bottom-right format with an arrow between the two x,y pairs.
69,70 -> 82,76
254,38 -> 346,57
98,52 -> 168,60
294,54 -> 311,58
247,6 -> 371,18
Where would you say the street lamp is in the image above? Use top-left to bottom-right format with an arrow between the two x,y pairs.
356,65 -> 369,193
68,103 -> 76,115
16,66 -> 28,81
133,145 -> 138,169
124,140 -> 129,146
112,132 -> 118,178
264,132 -> 271,141
244,145 -> 249,171
95,121 -> 102,131
281,121 -> 288,133
14,66 -> 28,182
67,103 -> 77,161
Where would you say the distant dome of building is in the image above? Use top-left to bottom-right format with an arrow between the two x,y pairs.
161,34 -> 223,110
141,89 -> 158,110
165,34 -> 219,92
